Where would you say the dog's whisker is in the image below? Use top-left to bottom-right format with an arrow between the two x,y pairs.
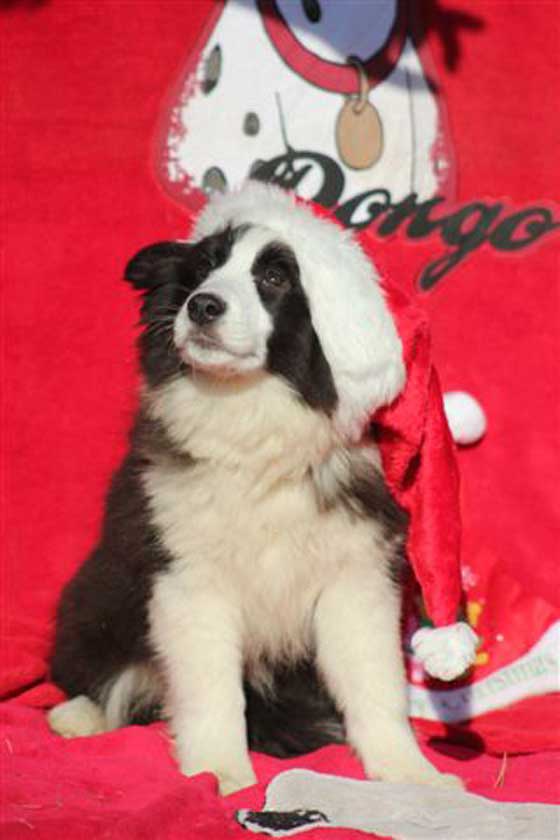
145,319 -> 176,338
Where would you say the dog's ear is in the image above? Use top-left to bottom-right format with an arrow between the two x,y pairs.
124,241 -> 192,291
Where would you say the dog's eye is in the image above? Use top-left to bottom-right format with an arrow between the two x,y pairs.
260,268 -> 289,290
196,254 -> 214,278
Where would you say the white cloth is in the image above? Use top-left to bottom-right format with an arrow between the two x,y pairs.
237,769 -> 559,839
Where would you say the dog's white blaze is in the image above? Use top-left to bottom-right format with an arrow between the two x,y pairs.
175,227 -> 277,376
144,373 -> 454,793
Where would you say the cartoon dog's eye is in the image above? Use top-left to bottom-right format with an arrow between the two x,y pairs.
302,0 -> 321,23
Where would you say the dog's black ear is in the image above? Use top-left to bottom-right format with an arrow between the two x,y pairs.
124,241 -> 192,290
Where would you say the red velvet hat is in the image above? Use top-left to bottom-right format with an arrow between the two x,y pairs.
369,276 -> 479,680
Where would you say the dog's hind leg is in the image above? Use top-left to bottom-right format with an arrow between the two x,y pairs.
47,695 -> 107,738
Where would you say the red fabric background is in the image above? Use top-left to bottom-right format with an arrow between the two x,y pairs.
2,1 -> 559,836
2,702 -> 560,839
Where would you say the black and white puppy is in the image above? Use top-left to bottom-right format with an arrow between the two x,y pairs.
48,183 -> 459,794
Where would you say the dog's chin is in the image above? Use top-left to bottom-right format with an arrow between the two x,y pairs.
179,338 -> 263,379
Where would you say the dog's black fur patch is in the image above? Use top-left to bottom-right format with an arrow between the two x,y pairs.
342,467 -> 408,585
50,408 -> 195,700
252,241 -> 338,414
51,446 -> 170,700
245,661 -> 345,757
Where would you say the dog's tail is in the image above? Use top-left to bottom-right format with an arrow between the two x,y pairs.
244,660 -> 345,758
49,660 -> 345,758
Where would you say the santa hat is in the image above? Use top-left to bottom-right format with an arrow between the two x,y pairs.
369,281 -> 479,680
193,182 -> 478,681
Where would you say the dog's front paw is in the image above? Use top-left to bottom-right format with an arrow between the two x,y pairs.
216,768 -> 258,796
178,750 -> 257,796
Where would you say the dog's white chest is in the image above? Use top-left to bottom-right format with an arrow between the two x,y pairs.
144,459 -> 369,660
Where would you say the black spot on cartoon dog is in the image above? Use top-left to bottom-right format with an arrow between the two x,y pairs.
249,159 -> 266,178
201,44 -> 222,94
244,112 -> 261,136
202,166 -> 228,194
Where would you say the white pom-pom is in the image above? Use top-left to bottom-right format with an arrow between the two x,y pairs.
443,391 -> 487,445
411,622 -> 478,681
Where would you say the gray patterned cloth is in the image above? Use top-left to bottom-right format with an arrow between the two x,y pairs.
236,769 -> 559,839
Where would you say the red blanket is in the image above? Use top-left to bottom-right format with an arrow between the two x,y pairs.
3,702 -> 559,838
2,1 -> 559,836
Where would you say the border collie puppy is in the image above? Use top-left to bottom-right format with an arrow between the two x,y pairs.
48,183 -> 459,794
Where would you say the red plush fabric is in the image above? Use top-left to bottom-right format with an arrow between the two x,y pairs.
374,286 -> 462,628
2,0 -> 560,836
3,703 -> 560,839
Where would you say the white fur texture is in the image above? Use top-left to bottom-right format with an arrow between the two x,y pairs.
144,372 -> 457,794
192,182 -> 406,442
443,391 -> 487,446
411,622 -> 479,681
48,695 -> 107,738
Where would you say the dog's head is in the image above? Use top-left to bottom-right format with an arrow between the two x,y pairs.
126,183 -> 405,441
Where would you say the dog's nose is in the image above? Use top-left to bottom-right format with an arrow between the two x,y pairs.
187,293 -> 227,325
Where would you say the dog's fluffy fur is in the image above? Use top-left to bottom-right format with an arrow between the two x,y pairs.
48,183 -> 459,794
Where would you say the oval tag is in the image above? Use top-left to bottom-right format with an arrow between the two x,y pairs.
336,98 -> 383,170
